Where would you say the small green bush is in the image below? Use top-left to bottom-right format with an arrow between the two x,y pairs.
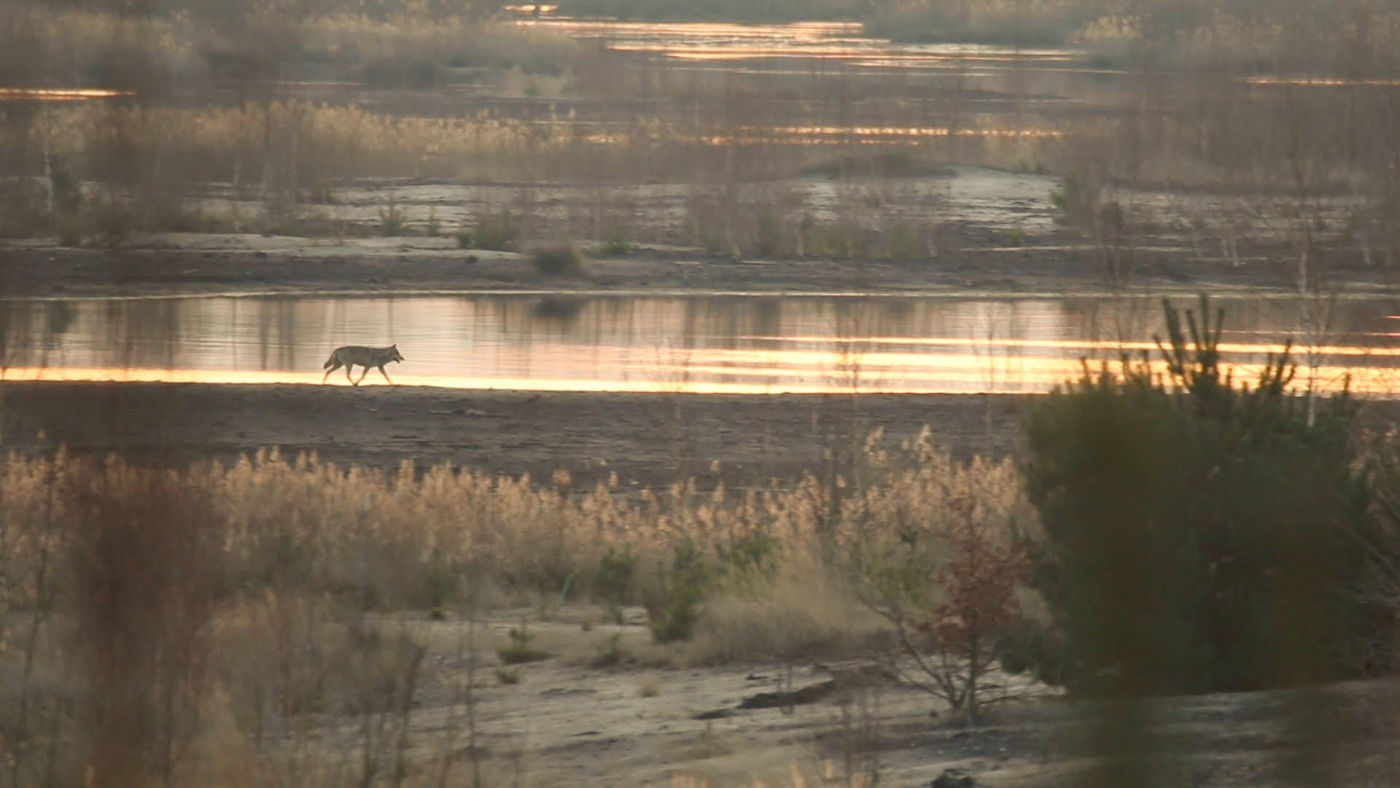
597,223 -> 633,256
717,533 -> 776,579
595,546 -> 638,606
1050,171 -> 1100,230
648,539 -> 712,643
377,203 -> 408,236
497,622 -> 549,664
473,209 -> 520,251
804,221 -> 864,260
49,156 -> 82,216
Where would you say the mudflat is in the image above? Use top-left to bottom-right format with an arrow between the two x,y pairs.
1,381 -> 1031,488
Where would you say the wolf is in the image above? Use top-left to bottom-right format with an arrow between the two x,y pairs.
322,344 -> 404,386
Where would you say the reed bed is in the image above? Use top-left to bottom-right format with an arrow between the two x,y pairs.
14,101 -> 590,184
0,432 -> 1026,784
0,429 -> 1023,611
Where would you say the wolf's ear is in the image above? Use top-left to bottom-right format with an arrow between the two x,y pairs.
391,344 -> 398,349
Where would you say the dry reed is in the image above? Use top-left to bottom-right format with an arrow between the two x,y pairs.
0,434 -> 1027,782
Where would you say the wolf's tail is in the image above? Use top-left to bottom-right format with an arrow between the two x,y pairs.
323,353 -> 337,369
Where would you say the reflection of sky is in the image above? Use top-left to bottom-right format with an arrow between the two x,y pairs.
1,294 -> 1397,397
0,88 -> 132,102
524,19 -> 1077,68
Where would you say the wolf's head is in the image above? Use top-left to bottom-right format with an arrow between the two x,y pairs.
389,344 -> 405,363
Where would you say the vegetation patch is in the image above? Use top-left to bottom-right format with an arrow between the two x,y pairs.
531,242 -> 589,277
1022,297 -> 1398,695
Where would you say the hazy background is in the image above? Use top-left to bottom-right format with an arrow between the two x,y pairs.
1,0 -> 1396,280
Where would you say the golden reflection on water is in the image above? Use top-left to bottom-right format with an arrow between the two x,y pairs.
771,335 -> 1400,359
526,18 -> 1074,67
659,125 -> 1062,148
4,349 -> 1390,397
0,88 -> 132,102
3,295 -> 1396,398
1247,77 -> 1400,87
759,125 -> 1062,139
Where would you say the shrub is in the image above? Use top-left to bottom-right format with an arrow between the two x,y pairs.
91,199 -> 135,249
597,232 -> 632,257
360,55 -> 442,89
913,494 -> 1032,722
594,546 -> 639,607
1021,296 -> 1395,696
472,209 -> 520,251
377,203 -> 408,236
648,539 -> 712,643
804,220 -> 864,260
530,242 -> 588,278
497,622 -> 549,665
1049,170 -> 1101,230
850,436 -> 1034,720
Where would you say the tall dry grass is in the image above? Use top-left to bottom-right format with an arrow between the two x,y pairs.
0,432 -> 1024,607
0,431 -> 1034,782
10,101 -> 581,184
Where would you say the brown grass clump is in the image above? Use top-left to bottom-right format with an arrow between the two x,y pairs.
687,552 -> 880,665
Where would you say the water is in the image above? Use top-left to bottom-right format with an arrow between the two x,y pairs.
2,293 -> 1397,396
527,18 -> 1079,72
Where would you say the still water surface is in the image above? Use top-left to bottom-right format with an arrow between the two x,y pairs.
2,294 -> 1398,396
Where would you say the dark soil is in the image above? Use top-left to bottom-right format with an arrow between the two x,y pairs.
1,381 -> 1031,489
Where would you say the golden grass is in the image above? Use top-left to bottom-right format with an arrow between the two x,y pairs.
0,7 -> 577,81
0,431 -> 1024,606
0,437 -> 1028,783
15,100 -> 583,184
687,551 -> 880,664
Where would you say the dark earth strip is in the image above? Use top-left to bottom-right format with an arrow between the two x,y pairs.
4,241 -> 1394,300
6,381 -> 1398,492
2,381 -> 1034,490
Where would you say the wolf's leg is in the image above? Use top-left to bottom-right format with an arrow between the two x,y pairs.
377,365 -> 394,385
322,361 -> 341,383
347,365 -> 358,384
354,366 -> 371,385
